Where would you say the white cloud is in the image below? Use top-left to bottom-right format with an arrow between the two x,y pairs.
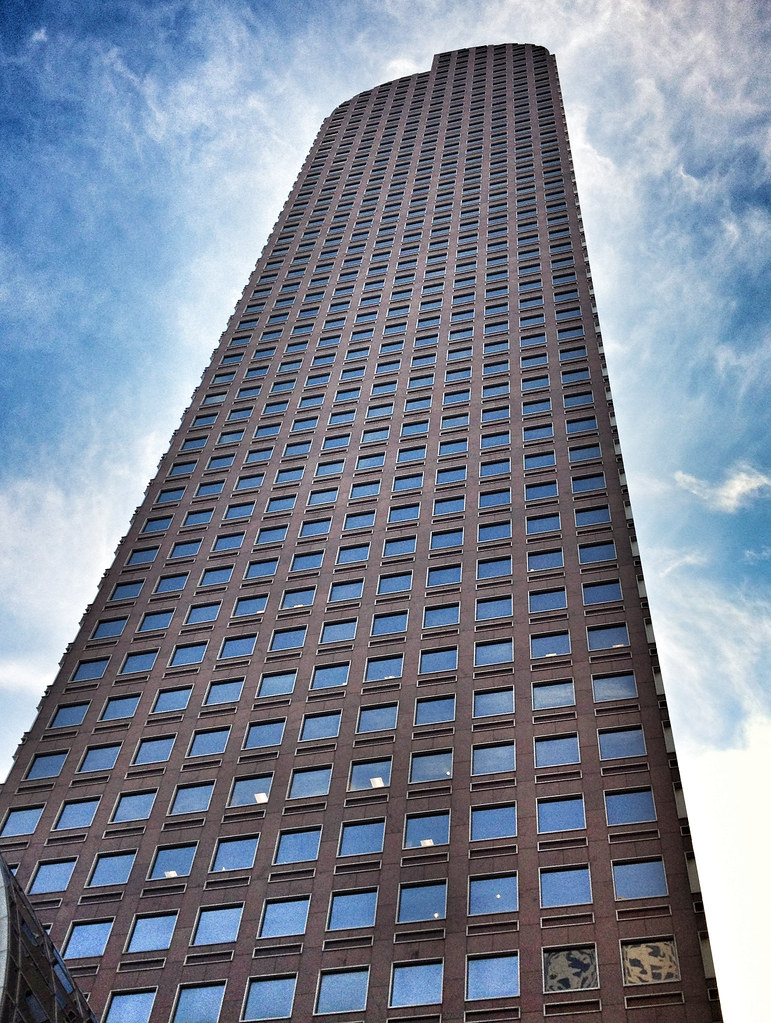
744,545 -> 771,563
643,556 -> 771,749
674,463 -> 771,512
680,716 -> 771,1023
30,28 -> 48,44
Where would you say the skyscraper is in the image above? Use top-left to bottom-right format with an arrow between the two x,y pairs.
0,41 -> 720,1023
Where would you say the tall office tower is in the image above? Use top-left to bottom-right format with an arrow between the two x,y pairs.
0,43 -> 720,1023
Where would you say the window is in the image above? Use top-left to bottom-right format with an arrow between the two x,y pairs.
383,535 -> 416,557
531,679 -> 575,711
473,687 -> 514,717
478,520 -> 511,542
569,444 -> 601,463
477,556 -> 512,580
470,803 -> 516,841
244,720 -> 285,749
599,727 -> 646,759
205,679 -> 244,706
621,938 -> 681,985
72,658 -> 109,681
169,642 -> 207,667
289,766 -> 331,799
419,647 -> 457,673
467,954 -> 519,1000
612,858 -> 667,899
526,512 -> 560,534
404,811 -> 450,848
192,904 -> 242,945
350,757 -> 392,790
55,798 -> 99,831
300,712 -> 341,742
316,969 -> 369,1014
339,819 -> 385,856
275,828 -> 321,864
149,845 -> 196,880
270,626 -> 306,651
345,511 -> 375,531
593,672 -> 637,702
188,728 -> 229,758
397,881 -> 446,923
89,851 -> 135,887
472,743 -> 515,776
64,920 -> 112,959
475,596 -> 513,622
139,610 -> 173,632
199,566 -> 231,585
113,791 -> 156,823
529,588 -> 567,613
543,946 -> 598,992
172,984 -> 225,1023
530,631 -> 570,658
588,623 -> 629,650
127,548 -> 158,567
111,580 -> 143,600
576,505 -> 611,527
337,543 -> 370,564
311,662 -> 350,689
187,602 -> 221,624
583,580 -> 622,604
29,859 -> 76,894
535,733 -> 580,767
538,795 -> 586,833
104,992 -> 155,1023
436,466 -> 466,486
371,611 -> 408,636
245,558 -> 278,580
134,737 -> 174,765
605,788 -> 656,825
328,890 -> 377,930
127,913 -> 177,952
80,745 -> 120,773
24,751 -> 68,781
212,836 -> 259,872
152,688 -> 191,714
259,897 -> 310,940
243,977 -> 296,1021
469,874 -> 518,915
474,639 -> 513,666
169,782 -> 214,815
540,866 -> 592,907
93,617 -> 127,638
170,540 -> 201,558
430,528 -> 463,551
377,571 -> 412,595
390,961 -> 443,1008
527,548 -> 563,572
320,619 -> 357,644
1,806 -> 44,837
433,495 -> 464,515
415,695 -> 455,726
572,472 -> 605,493
357,704 -> 397,733
351,479 -> 380,498
427,562 -> 463,588
365,654 -> 403,682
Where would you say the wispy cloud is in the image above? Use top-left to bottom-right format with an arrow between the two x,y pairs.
674,463 -> 771,511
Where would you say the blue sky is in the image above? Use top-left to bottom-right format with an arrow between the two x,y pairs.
0,0 -> 768,1016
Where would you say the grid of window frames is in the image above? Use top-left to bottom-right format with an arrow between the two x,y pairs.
0,42 -> 716,1023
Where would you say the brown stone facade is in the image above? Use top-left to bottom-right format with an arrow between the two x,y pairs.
0,43 -> 720,1023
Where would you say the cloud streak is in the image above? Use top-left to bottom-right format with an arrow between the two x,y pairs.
674,463 -> 771,512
